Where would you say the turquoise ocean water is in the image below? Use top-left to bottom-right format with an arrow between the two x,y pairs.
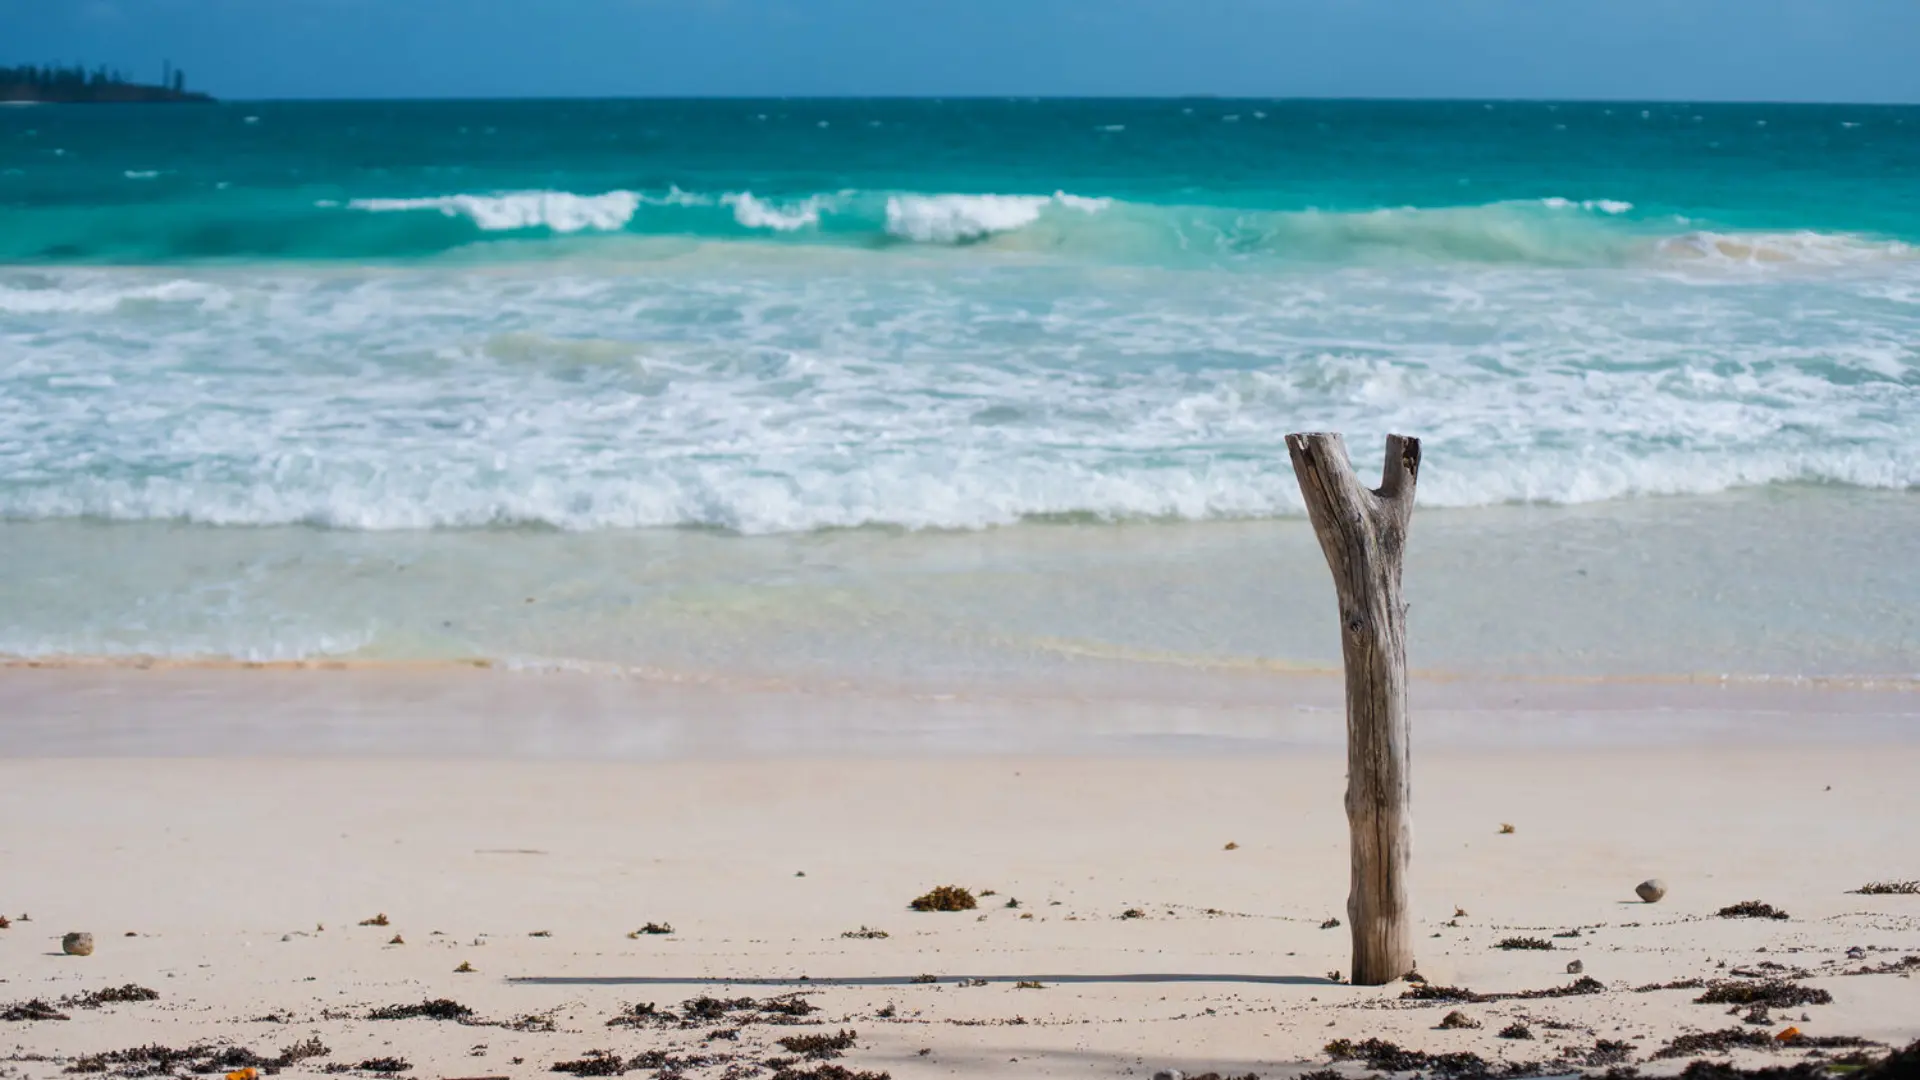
1,100 -> 1916,681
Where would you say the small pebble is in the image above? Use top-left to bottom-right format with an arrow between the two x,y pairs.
62,932 -> 94,956
1636,879 -> 1667,903
1566,959 -> 1584,974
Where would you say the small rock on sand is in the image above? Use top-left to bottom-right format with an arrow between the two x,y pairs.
62,932 -> 94,956
1636,879 -> 1667,903
1566,959 -> 1584,974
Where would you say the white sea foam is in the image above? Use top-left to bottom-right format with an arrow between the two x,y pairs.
722,192 -> 828,231
884,192 -> 1110,244
3,247 -> 1916,536
1657,230 -> 1915,267
1539,197 -> 1634,214
0,278 -> 232,315
348,190 -> 643,232
639,186 -> 713,208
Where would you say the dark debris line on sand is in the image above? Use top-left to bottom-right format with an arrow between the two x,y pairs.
607,995 -> 817,1030
1850,880 -> 1920,895
1324,1038 -> 1498,1077
1398,976 -> 1604,1005
0,1000 -> 68,1022
553,1019 -> 886,1080
1693,982 -> 1833,1008
2,985 -> 161,1023
67,1037 -> 332,1078
366,999 -> 475,1022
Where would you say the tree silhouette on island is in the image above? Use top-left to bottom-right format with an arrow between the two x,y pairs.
1,62 -> 214,104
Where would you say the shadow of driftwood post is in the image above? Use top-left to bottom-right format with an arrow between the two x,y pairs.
511,972 -> 1337,988
1286,431 -> 1421,986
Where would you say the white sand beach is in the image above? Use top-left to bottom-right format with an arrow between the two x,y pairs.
3,668 -> 1916,1079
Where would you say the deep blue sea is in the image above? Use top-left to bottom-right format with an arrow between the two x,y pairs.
1,100 -> 1915,676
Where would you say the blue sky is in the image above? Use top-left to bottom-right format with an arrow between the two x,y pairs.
7,0 -> 1920,103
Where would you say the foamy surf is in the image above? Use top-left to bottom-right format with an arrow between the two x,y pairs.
347,190 -> 643,232
883,192 -> 1112,244
5,97 -> 1918,680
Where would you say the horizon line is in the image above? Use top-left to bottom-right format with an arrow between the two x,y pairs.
138,92 -> 1920,108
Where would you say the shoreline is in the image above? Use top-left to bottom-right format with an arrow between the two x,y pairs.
4,665 -> 1918,761
7,652 -> 1918,693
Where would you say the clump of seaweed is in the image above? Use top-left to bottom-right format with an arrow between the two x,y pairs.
63,986 -> 159,1009
1634,978 -> 1708,993
1325,1039 -> 1493,1076
507,1012 -> 558,1033
1851,881 -> 1920,895
766,1066 -> 891,1080
606,1002 -> 671,1028
1402,984 -> 1487,1003
366,998 -> 474,1022
1653,1028 -> 1775,1059
1498,1023 -> 1534,1040
841,926 -> 890,940
778,1030 -> 857,1060
550,1051 -> 624,1076
0,915 -> 9,929
1693,982 -> 1832,1008
1843,955 -> 1920,977
909,886 -> 976,913
1319,917 -> 1341,929
1401,976 -> 1599,1005
759,995 -> 818,1019
682,997 -> 757,1024
1496,936 -> 1554,951
1438,1011 -> 1480,1029
1,1000 -> 68,1022
69,1044 -> 218,1076
1716,901 -> 1788,920
279,1037 -> 331,1065
629,922 -> 675,937
358,914 -> 390,927
1584,1040 -> 1634,1066
1505,976 -> 1605,1000
910,974 -> 937,984
1015,981 -> 1046,990
66,1042 -> 328,1078
353,1058 -> 411,1074
1120,909 -> 1146,920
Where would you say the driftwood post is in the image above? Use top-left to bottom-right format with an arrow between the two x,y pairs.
1286,431 -> 1421,986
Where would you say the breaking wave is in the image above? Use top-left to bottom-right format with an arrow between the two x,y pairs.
8,184 -> 1909,269
348,190 -> 644,233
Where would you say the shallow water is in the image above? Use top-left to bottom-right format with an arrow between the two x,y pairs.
3,488 -> 1913,684
1,101 -> 1915,678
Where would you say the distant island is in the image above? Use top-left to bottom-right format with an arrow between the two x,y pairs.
0,62 -> 214,104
